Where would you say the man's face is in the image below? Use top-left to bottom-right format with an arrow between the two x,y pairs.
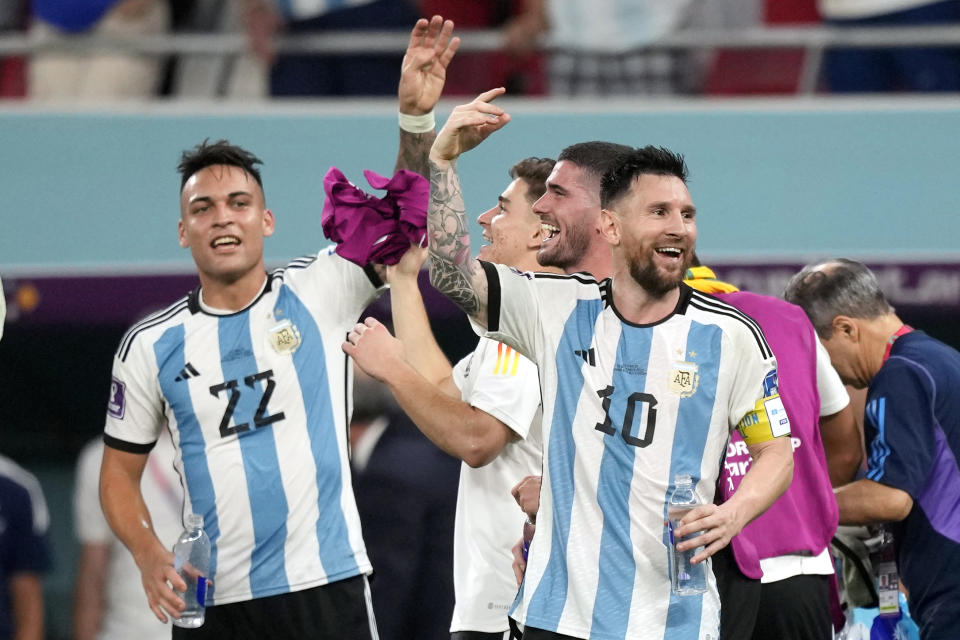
610,174 -> 696,296
818,330 -> 864,388
178,165 -> 274,286
533,161 -> 600,271
476,178 -> 539,266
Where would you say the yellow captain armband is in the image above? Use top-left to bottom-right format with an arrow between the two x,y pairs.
737,394 -> 791,445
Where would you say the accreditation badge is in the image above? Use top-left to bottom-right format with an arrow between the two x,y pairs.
668,361 -> 699,397
268,319 -> 301,355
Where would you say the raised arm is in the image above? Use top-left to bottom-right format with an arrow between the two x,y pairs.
395,15 -> 460,178
100,446 -> 186,623
427,88 -> 511,326
385,244 -> 457,392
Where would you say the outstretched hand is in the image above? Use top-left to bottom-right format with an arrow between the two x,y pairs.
430,88 -> 511,163
399,15 -> 460,116
342,317 -> 406,382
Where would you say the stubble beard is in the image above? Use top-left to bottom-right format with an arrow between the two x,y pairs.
538,225 -> 592,271
628,250 -> 691,298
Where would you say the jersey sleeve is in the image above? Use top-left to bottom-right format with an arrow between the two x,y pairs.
285,247 -> 387,324
73,440 -> 111,543
863,358 -> 936,496
815,339 -> 850,417
480,261 -> 578,363
728,327 -> 790,445
462,341 -> 541,440
103,335 -> 165,451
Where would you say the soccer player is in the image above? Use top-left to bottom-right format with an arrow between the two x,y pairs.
346,156 -> 554,639
98,16 -> 460,637
784,259 -> 960,640
421,95 -> 795,637
344,92 -> 633,638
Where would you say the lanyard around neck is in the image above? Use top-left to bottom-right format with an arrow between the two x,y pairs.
882,325 -> 913,363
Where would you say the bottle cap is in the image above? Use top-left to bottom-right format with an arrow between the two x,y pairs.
674,474 -> 693,485
186,513 -> 204,528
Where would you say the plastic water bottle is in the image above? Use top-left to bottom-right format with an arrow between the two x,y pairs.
172,513 -> 210,628
667,474 -> 707,596
521,517 -> 536,561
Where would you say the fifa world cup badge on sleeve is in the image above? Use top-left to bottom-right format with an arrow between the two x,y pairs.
268,319 -> 301,355
108,377 -> 126,419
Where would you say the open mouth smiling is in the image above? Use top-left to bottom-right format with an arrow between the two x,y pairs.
211,235 -> 240,249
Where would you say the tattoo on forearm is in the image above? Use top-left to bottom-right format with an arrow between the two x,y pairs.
395,130 -> 437,179
427,159 -> 482,314
429,254 -> 480,313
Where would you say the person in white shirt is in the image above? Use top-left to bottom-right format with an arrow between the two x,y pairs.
73,433 -> 183,640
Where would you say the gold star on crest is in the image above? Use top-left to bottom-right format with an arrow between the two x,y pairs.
689,350 -> 697,358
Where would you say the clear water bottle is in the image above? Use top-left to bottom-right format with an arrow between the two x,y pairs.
667,474 -> 707,596
172,513 -> 210,628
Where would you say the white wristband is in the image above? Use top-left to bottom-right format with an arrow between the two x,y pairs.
398,110 -> 435,134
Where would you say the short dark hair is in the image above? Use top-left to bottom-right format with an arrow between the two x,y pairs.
600,146 -> 688,209
178,139 -> 264,193
557,141 -> 633,184
783,259 -> 894,338
509,157 -> 555,203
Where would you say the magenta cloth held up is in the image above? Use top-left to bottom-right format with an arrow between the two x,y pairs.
321,167 -> 429,266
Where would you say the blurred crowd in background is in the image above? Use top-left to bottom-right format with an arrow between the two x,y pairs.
0,0 -> 958,101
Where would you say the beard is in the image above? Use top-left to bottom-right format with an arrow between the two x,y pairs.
538,224 -> 592,270
627,249 -> 691,297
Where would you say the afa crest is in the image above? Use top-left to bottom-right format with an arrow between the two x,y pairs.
668,361 -> 699,397
268,319 -> 301,355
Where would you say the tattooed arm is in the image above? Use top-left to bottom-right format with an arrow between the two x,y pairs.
427,88 -> 511,326
394,15 -> 460,178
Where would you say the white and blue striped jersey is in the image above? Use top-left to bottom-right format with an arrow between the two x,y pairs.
104,247 -> 384,606
480,263 -> 778,640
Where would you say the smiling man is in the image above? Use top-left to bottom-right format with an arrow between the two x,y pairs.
99,141 -> 388,639
422,122 -> 794,638
533,141 -> 632,281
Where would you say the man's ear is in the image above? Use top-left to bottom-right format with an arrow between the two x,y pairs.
833,315 -> 859,343
262,209 -> 276,237
599,208 -> 620,246
178,219 -> 188,248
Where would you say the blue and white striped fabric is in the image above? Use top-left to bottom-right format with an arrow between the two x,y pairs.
482,263 -> 776,640
105,247 -> 382,605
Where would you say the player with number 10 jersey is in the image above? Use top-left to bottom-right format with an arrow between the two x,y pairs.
483,264 -> 786,640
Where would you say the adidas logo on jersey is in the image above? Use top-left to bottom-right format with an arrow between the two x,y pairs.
574,348 -> 596,366
175,363 -> 200,382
